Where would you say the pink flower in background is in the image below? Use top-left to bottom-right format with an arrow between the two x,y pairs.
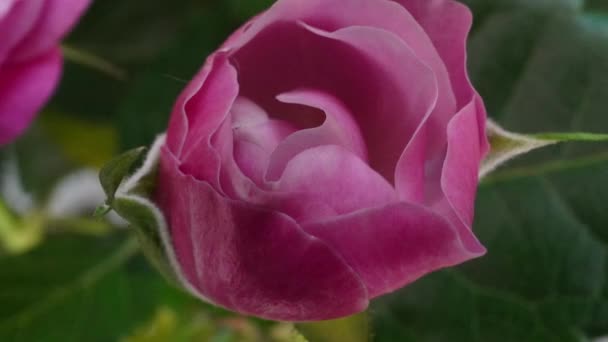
0,0 -> 90,145
156,0 -> 489,321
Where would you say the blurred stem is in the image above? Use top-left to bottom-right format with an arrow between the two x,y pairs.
61,45 -> 127,81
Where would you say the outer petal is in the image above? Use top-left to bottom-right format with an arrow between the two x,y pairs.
156,148 -> 369,321
165,58 -> 212,156
0,49 -> 62,145
394,0 -> 490,203
10,0 -> 91,62
394,0 -> 474,109
177,54 -> 239,192
303,201 -> 484,298
436,96 -> 487,252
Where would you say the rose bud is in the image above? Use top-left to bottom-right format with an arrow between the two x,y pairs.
0,0 -> 91,145
107,0 -> 489,322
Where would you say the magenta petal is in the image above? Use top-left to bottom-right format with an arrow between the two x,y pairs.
0,49 -> 61,145
177,54 -> 239,191
394,125 -> 428,203
395,0 -> 475,109
231,97 -> 271,128
0,0 -> 44,63
296,23 -> 438,182
437,97 -> 486,253
156,148 -> 369,321
234,117 -> 297,185
0,1 -> 16,17
225,0 -> 456,158
272,145 -> 397,222
304,201 -> 484,298
10,0 -> 91,62
166,60 -> 212,156
265,89 -> 367,181
167,53 -> 235,157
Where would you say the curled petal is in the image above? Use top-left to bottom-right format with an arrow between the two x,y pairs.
234,114 -> 297,185
271,145 -> 398,223
177,54 -> 239,192
265,89 -> 367,181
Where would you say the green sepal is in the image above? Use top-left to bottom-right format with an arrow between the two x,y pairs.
99,146 -> 146,203
480,120 -> 608,179
112,197 -> 179,287
98,135 -> 185,289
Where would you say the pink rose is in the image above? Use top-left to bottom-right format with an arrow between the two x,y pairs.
0,0 -> 90,145
156,0 -> 489,321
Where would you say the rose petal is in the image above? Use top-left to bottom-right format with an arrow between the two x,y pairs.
271,145 -> 398,223
231,97 -> 271,128
394,0 -> 490,204
9,0 -> 91,62
300,23 -> 439,182
156,148 -> 369,321
0,0 -> 44,63
232,21 -> 437,183
265,89 -> 367,181
233,109 -> 297,185
303,201 -> 484,298
225,0 -> 457,158
436,96 -> 488,253
395,0 -> 474,109
0,0 -> 17,18
0,49 -> 62,145
224,0 -> 457,154
177,54 -> 239,192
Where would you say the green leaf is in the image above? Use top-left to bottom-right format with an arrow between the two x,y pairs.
103,136 -> 182,289
112,196 -> 179,287
372,2 -> 608,341
99,147 -> 145,203
0,231 -> 278,342
0,233 -> 167,342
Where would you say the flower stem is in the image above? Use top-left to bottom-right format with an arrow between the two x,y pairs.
61,45 -> 127,81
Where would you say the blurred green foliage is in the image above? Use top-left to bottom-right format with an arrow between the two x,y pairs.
2,0 -> 608,341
